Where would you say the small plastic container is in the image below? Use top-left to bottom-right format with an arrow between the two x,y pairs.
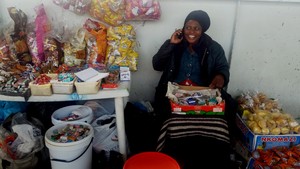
29,82 -> 52,96
51,79 -> 75,94
74,81 -> 101,94
49,74 -> 75,94
29,74 -> 55,96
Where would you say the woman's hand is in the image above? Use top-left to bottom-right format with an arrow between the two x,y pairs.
170,29 -> 183,44
209,74 -> 225,89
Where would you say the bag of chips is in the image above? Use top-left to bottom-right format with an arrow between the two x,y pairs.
89,0 -> 125,26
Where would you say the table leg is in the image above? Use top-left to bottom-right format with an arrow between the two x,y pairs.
114,97 -> 127,160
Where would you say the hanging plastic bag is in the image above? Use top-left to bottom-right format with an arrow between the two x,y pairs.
7,7 -> 31,65
63,28 -> 87,66
106,24 -> 139,71
83,18 -> 107,65
89,0 -> 126,26
124,0 -> 161,21
91,114 -> 119,155
53,0 -> 91,15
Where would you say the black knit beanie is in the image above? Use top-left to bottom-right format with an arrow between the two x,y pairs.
184,10 -> 210,32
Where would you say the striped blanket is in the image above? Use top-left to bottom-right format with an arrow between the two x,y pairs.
156,115 -> 230,152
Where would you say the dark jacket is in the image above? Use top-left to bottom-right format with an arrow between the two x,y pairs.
152,33 -> 237,143
152,33 -> 230,98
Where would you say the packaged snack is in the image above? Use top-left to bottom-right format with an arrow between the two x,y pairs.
124,0 -> 161,20
89,0 -> 125,26
53,0 -> 91,15
44,36 -> 63,68
83,19 -> 107,64
106,24 -> 139,71
63,28 -> 87,67
34,4 -> 51,63
27,27 -> 40,66
7,7 -> 31,65
0,39 -> 10,61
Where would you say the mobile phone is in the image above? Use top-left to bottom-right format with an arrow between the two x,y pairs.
177,32 -> 183,39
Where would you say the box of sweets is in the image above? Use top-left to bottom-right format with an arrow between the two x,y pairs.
168,84 -> 225,115
236,113 -> 300,152
170,100 -> 225,115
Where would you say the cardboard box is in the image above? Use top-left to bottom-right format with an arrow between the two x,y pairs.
246,157 -> 255,169
169,85 -> 225,115
170,100 -> 225,115
236,114 -> 300,152
234,140 -> 252,161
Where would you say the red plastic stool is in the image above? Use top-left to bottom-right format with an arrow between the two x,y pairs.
123,152 -> 180,169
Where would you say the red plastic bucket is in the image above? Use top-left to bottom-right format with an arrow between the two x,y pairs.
123,152 -> 180,169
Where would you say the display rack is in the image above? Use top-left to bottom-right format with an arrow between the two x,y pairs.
0,82 -> 130,159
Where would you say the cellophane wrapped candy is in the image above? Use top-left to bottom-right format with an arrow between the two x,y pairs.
0,38 -> 10,61
63,28 -> 87,67
52,0 -> 91,15
83,18 -> 107,65
124,0 -> 161,21
7,7 -> 32,65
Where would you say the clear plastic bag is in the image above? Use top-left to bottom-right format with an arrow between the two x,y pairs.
124,0 -> 161,21
84,99 -> 115,119
91,114 -> 119,155
0,113 -> 44,162
106,24 -> 139,71
89,0 -> 125,26
52,0 -> 91,15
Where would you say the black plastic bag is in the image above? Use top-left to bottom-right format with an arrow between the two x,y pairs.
124,102 -> 162,156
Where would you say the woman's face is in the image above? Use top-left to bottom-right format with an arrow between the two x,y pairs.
183,20 -> 202,45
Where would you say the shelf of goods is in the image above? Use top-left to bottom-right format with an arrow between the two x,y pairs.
0,81 -> 130,159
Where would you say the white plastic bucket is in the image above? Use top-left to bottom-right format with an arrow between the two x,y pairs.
51,105 -> 93,125
45,122 -> 94,169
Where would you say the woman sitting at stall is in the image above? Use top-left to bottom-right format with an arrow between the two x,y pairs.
152,10 -> 238,169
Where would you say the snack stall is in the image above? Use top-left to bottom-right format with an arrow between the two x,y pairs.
1,0 -> 300,169
0,0 -> 157,168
